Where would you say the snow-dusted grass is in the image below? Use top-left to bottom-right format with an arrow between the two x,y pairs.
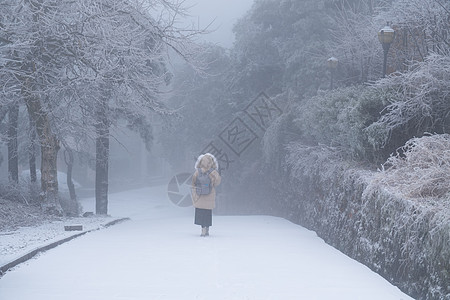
0,186 -> 413,300
373,134 -> 450,200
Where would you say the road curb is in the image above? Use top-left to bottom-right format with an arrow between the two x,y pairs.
0,217 -> 130,277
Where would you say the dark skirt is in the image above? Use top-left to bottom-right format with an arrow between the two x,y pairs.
194,208 -> 212,227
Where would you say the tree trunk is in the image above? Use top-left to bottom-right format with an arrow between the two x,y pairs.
40,132 -> 61,214
63,146 -> 77,201
29,114 -> 37,183
95,93 -> 110,215
24,91 -> 62,215
8,102 -> 19,184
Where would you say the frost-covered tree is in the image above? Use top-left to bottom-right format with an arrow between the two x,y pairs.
380,0 -> 450,57
232,0 -> 334,100
330,1 -> 388,83
0,3 -> 18,184
65,0 -> 200,214
0,0 -> 203,214
0,0 -> 78,214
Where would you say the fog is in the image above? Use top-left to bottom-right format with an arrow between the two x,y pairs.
179,0 -> 254,48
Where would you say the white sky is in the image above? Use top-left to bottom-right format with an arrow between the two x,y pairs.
179,0 -> 255,48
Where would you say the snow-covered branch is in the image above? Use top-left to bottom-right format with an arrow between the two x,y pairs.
372,134 -> 450,199
369,54 -> 450,137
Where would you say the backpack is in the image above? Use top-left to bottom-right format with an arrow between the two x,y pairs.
195,168 -> 214,195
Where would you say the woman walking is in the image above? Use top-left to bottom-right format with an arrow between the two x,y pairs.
191,153 -> 221,237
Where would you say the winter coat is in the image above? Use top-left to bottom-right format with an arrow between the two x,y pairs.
191,153 -> 221,210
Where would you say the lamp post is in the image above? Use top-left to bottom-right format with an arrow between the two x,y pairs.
378,24 -> 395,78
327,56 -> 338,89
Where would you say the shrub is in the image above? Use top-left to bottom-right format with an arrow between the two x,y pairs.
291,85 -> 386,163
370,54 -> 450,140
374,134 -> 450,199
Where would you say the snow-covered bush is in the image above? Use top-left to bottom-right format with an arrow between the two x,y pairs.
286,142 -> 347,184
292,85 -> 386,162
369,54 -> 450,142
373,134 -> 450,199
0,180 -> 39,205
262,108 -> 292,170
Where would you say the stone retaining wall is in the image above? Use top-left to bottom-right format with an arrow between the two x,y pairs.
276,168 -> 449,300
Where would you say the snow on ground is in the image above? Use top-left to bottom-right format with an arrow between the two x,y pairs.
0,186 -> 414,300
0,215 -> 122,266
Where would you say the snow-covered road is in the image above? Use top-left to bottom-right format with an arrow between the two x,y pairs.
0,186 -> 414,300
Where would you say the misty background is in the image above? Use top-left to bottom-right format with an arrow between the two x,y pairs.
180,0 -> 254,48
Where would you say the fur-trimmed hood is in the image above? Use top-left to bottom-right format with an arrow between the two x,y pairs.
192,153 -> 221,210
194,153 -> 219,171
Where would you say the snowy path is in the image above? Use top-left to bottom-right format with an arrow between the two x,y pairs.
0,186 -> 414,300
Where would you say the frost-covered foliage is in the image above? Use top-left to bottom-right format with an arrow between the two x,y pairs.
291,85 -> 386,162
262,115 -> 285,165
285,142 -> 348,183
232,0 -> 335,100
0,181 -> 39,205
357,185 -> 449,300
262,94 -> 292,168
369,54 -> 450,140
330,1 -> 389,82
0,197 -> 54,232
373,134 -> 450,199
331,0 -> 450,83
381,0 -> 450,56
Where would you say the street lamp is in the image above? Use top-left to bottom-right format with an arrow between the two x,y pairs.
327,56 -> 339,89
378,24 -> 395,77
